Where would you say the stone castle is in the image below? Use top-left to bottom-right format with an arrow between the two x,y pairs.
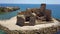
16,4 -> 52,26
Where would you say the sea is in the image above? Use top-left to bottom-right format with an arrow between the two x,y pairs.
0,4 -> 60,20
0,4 -> 60,34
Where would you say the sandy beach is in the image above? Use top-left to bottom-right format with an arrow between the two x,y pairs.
0,16 -> 60,30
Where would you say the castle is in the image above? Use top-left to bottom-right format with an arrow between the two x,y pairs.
16,4 -> 52,26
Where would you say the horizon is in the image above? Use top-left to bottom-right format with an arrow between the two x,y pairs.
0,0 -> 60,4
1,3 -> 60,5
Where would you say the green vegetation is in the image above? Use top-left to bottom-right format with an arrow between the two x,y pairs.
0,7 -> 10,14
0,8 -> 5,14
0,12 -> 5,14
0,7 -> 5,12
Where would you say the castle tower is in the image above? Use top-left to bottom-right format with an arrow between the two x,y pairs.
16,15 -> 25,26
36,4 -> 46,18
45,9 -> 52,21
40,3 -> 46,12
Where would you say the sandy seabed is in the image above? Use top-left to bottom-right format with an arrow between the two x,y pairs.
0,16 -> 60,30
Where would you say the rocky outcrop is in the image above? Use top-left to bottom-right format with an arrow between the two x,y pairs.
0,7 -> 20,12
0,3 -> 60,34
56,19 -> 60,22
0,24 -> 60,34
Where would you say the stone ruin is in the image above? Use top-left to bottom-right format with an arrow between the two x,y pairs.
16,4 -> 52,26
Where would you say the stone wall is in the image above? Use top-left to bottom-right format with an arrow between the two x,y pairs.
16,16 -> 25,26
29,16 -> 36,26
45,9 -> 52,21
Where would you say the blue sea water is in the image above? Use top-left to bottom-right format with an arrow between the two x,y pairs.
0,4 -> 60,34
0,30 -> 7,34
0,4 -> 60,20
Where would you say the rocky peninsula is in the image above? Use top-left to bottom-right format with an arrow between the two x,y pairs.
0,4 -> 60,34
0,6 -> 20,13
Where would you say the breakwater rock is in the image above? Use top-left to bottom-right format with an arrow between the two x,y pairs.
0,24 -> 60,34
0,7 -> 20,12
56,19 -> 60,22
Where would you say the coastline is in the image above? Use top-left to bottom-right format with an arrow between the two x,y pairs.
0,16 -> 60,30
0,7 -> 20,14
0,4 -> 60,34
0,15 -> 60,34
0,17 -> 60,34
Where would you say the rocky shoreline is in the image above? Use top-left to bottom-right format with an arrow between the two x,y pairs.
0,4 -> 60,34
0,7 -> 20,12
0,17 -> 60,34
0,24 -> 60,34
56,19 -> 60,22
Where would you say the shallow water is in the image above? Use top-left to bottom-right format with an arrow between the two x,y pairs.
0,30 -> 7,34
55,30 -> 60,34
0,10 -> 20,20
0,4 -> 60,34
0,4 -> 60,20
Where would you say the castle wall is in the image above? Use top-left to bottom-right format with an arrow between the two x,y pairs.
16,16 -> 25,26
16,4 -> 52,26
29,16 -> 36,26
45,9 -> 52,21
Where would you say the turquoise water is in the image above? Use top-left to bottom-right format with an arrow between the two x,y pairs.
0,30 -> 7,34
0,4 -> 60,34
0,10 -> 20,20
0,4 -> 60,20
